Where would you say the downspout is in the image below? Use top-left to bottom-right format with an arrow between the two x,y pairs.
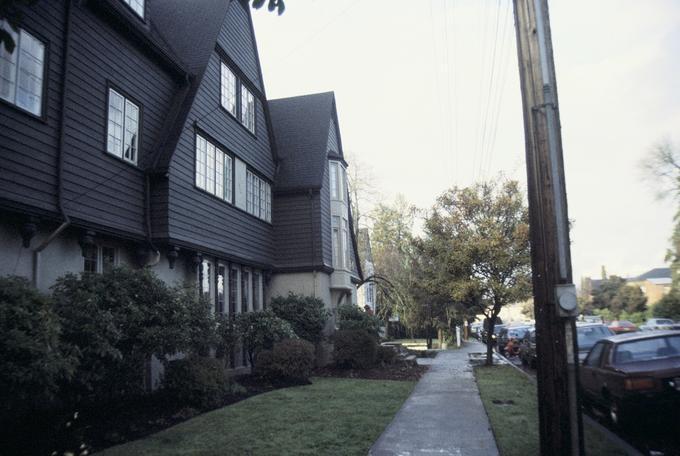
33,0 -> 73,287
309,188 -> 317,297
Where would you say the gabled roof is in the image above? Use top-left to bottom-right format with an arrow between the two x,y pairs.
145,0 -> 232,171
149,0 -> 229,75
268,92 -> 341,191
631,267 -> 671,282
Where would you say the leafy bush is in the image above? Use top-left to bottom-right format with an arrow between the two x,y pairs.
333,329 -> 377,369
0,277 -> 74,418
653,290 -> 680,321
215,313 -> 239,363
376,345 -> 397,365
235,310 -> 297,366
162,356 -> 228,409
255,338 -> 315,382
52,267 -> 214,404
270,293 -> 329,343
337,304 -> 381,338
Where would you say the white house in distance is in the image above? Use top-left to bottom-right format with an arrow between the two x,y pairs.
357,228 -> 377,314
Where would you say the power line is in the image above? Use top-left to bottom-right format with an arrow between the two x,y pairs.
477,0 -> 503,180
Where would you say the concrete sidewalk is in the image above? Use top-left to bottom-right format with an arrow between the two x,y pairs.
369,341 -> 499,456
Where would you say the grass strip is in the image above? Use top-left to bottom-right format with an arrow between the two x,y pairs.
474,365 -> 628,456
98,377 -> 414,456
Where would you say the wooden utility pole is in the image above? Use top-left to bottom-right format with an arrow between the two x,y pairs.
513,0 -> 584,454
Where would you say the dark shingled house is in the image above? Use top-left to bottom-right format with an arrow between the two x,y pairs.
0,0 -> 361,376
267,92 -> 362,346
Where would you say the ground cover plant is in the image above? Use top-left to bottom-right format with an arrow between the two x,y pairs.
98,377 -> 415,456
474,365 -> 629,456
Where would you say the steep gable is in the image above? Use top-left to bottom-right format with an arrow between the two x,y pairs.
217,0 -> 265,92
269,92 -> 337,191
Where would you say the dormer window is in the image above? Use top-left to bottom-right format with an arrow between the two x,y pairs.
122,0 -> 144,18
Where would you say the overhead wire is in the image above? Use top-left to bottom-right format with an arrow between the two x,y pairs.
429,0 -> 449,182
477,0 -> 503,180
483,0 -> 514,178
472,0 -> 492,181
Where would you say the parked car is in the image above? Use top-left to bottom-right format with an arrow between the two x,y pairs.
498,325 -> 531,356
577,323 -> 614,362
579,331 -> 680,427
608,320 -> 637,334
582,315 -> 604,324
519,327 -> 537,368
639,318 -> 679,332
482,324 -> 506,345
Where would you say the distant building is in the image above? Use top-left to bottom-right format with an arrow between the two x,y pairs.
626,268 -> 672,306
357,229 -> 377,314
581,267 -> 671,307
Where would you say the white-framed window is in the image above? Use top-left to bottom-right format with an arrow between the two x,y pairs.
0,21 -> 45,116
246,170 -> 271,222
329,161 -> 346,201
220,62 -> 237,116
200,259 -> 212,303
123,0 -> 144,18
241,268 -> 250,313
107,88 -> 139,164
195,133 -> 233,202
83,245 -> 117,274
240,85 -> 255,133
216,264 -> 226,315
252,271 -> 262,311
342,218 -> 350,269
332,216 -> 342,269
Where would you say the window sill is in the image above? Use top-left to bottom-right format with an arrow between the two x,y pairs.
0,98 -> 48,124
219,105 -> 257,139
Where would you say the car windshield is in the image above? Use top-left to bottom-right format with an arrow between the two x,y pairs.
508,328 -> 528,338
613,335 -> 680,364
655,319 -> 673,325
577,326 -> 612,348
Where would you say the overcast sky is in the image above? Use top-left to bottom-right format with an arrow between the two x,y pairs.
252,0 -> 680,282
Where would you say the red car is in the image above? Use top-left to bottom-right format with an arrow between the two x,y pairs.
608,320 -> 637,334
580,331 -> 680,427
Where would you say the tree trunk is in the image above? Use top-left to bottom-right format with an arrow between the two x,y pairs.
485,313 -> 498,366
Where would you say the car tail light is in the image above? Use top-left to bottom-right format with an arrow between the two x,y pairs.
624,377 -> 655,391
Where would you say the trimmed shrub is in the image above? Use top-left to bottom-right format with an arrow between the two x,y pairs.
270,293 -> 329,343
377,345 -> 397,365
255,338 -> 315,382
162,356 -> 228,409
235,310 -> 297,366
333,329 -> 377,369
215,313 -> 239,363
52,267 -> 215,404
337,304 -> 381,338
0,277 -> 74,418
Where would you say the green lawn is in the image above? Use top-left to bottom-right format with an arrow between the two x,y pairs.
98,377 -> 414,456
474,365 -> 628,456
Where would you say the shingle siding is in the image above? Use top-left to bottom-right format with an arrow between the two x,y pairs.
165,14 -> 275,266
59,4 -> 178,238
0,2 -> 64,214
